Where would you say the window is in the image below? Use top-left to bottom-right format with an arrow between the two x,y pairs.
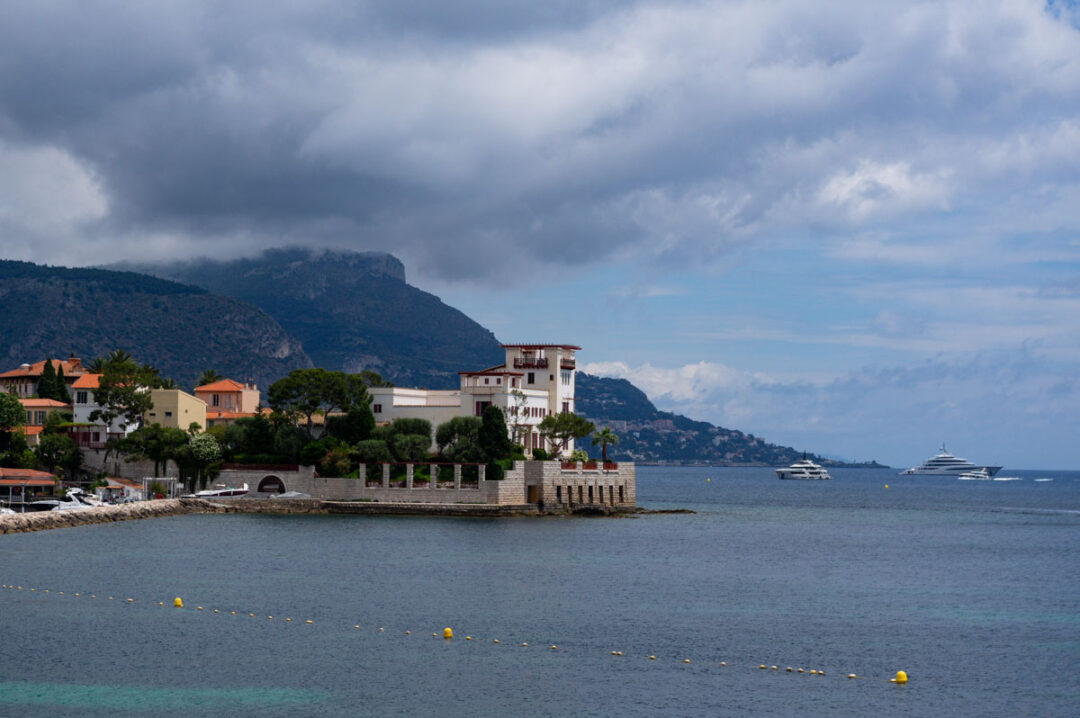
475,400 -> 491,416
549,374 -> 554,381
527,372 -> 535,384
34,411 -> 45,424
76,391 -> 87,404
562,401 -> 569,413
484,377 -> 489,385
92,432 -> 100,443
164,411 -> 173,418
561,371 -> 571,385
212,394 -> 220,407
496,378 -> 501,385
373,404 -> 382,414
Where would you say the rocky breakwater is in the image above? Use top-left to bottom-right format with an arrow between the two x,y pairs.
0,499 -> 226,535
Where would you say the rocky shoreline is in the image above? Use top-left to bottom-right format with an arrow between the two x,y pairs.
0,498 -> 652,534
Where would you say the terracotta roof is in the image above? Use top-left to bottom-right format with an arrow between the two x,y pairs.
194,379 -> 248,392
0,478 -> 55,487
458,370 -> 524,376
500,344 -> 581,351
0,467 -> 56,480
106,477 -> 141,489
18,398 -> 71,408
72,373 -> 102,389
22,426 -> 44,436
206,411 -> 256,420
0,358 -> 86,379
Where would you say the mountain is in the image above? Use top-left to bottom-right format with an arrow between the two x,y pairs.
0,260 -> 312,389
115,248 -> 504,389
576,373 -> 886,467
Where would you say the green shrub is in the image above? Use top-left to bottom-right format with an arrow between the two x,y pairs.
531,448 -> 550,460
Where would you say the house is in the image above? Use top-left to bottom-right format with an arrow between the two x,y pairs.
17,398 -> 72,447
0,467 -> 57,504
194,379 -> 260,428
143,389 -> 207,431
94,477 -> 144,503
0,357 -> 88,398
68,373 -> 137,449
368,343 -> 580,457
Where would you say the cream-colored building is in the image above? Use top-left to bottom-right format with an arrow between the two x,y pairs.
369,343 -> 580,456
144,389 -> 207,431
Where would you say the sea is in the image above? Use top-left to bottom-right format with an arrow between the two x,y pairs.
1,466 -> 1077,717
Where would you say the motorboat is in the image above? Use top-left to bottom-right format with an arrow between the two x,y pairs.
185,483 -> 249,498
776,455 -> 831,480
51,489 -> 102,512
900,444 -> 1001,477
957,468 -> 992,480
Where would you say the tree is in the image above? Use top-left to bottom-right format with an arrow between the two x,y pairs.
591,426 -> 620,463
538,412 -> 595,456
391,433 -> 430,462
89,357 -> 161,432
506,389 -> 530,445
117,424 -> 188,476
268,368 -> 371,437
325,405 -> 375,444
479,406 -> 512,461
158,377 -> 179,390
36,360 -> 57,399
354,439 -> 393,465
187,432 -> 222,490
435,416 -> 483,463
35,433 -> 82,481
195,369 -> 222,389
358,370 -> 393,388
0,392 -> 23,433
55,364 -> 72,403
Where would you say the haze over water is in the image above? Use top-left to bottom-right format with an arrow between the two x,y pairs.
1,466 -> 1078,717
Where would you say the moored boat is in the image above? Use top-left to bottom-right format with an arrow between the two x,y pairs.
900,444 -> 1001,477
776,455 -> 831,480
185,483 -> 249,498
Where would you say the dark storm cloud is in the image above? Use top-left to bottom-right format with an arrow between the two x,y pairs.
0,1 -> 1078,280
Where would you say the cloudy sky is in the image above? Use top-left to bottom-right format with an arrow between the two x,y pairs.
2,0 -> 1078,468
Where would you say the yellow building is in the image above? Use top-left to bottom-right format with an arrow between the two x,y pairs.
144,389 -> 207,431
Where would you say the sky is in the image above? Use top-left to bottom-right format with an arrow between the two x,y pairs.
1,0 -> 1078,468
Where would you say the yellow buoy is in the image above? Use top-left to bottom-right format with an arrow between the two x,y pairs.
521,642 -> 528,647
249,613 -> 255,617
158,601 -> 164,606
214,609 -> 219,614
720,662 -> 726,666
305,620 -> 313,624
847,674 -> 857,680
810,669 -> 817,675
894,670 -> 908,684
759,665 -> 766,669
684,659 -> 691,664
267,616 -> 272,620
443,627 -> 453,639
354,625 -> 360,629
550,645 -> 557,650
285,618 -> 291,622
465,636 -> 471,641
493,639 -> 499,643
126,598 -> 133,603
231,611 -> 236,615
706,478 -> 710,482
198,607 -> 204,611
771,666 -> 778,671
885,484 -> 889,489
378,627 -> 385,632
650,655 -> 656,661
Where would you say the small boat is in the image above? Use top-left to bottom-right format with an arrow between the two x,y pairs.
186,483 -> 249,498
51,489 -> 102,511
957,468 -> 992,480
776,455 -> 831,480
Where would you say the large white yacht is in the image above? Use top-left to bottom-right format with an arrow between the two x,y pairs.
776,455 -> 831,480
900,444 -> 1002,477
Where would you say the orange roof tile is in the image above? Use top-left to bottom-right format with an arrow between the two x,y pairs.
21,426 -> 44,436
0,358 -> 86,379
206,411 -> 256,420
0,467 -> 56,480
72,373 -> 102,389
18,398 -> 72,408
195,379 -> 248,392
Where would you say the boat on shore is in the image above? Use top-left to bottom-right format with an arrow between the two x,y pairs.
184,483 -> 249,498
900,444 -> 1001,477
776,455 -> 831,480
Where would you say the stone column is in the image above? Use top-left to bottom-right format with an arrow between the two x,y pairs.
478,464 -> 486,481
406,464 -> 414,489
453,464 -> 461,490
382,463 -> 390,489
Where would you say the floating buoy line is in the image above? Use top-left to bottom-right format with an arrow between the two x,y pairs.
1,582 -> 908,685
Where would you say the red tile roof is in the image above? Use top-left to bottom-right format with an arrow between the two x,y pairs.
72,373 -> 102,389
195,379 -> 248,392
18,398 -> 71,408
0,358 -> 86,379
0,467 -> 56,480
21,426 -> 44,436
206,411 -> 256,420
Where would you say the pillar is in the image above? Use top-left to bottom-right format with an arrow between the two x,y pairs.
453,464 -> 461,490
406,463 -> 414,489
382,463 -> 390,489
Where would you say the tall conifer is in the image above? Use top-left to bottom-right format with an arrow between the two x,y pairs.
37,360 -> 57,400
54,364 -> 71,404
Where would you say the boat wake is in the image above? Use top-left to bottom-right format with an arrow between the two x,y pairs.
992,476 -> 1022,482
1034,478 -> 1054,483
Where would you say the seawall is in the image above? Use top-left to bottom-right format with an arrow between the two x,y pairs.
0,498 -> 635,534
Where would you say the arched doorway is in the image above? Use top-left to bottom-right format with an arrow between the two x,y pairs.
258,475 -> 285,494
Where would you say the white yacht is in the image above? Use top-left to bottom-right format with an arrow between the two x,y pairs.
957,468 -> 992,480
776,455 -> 831,480
900,444 -> 1001,477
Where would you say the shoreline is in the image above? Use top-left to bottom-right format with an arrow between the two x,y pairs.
0,498 -> 655,535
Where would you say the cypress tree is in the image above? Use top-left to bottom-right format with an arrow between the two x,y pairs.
54,364 -> 71,404
37,360 -> 57,400
479,405 -> 512,461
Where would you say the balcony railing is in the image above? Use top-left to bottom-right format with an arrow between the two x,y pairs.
513,358 -> 548,369
560,360 -> 576,370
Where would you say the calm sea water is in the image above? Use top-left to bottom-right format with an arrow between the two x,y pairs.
1,466 -> 1078,717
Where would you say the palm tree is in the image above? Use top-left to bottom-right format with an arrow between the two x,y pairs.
157,377 -> 178,389
591,426 -> 619,464
196,369 -> 223,388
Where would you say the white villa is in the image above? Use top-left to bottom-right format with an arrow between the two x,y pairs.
369,343 -> 580,457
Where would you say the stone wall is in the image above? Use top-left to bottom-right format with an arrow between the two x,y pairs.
0,498 -> 221,534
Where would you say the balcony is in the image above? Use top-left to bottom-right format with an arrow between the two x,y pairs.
513,358 -> 548,369
560,360 -> 576,370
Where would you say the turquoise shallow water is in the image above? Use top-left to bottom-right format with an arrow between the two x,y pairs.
1,466 -> 1078,717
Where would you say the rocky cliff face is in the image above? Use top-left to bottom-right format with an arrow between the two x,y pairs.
123,247 -> 504,389
0,261 -> 313,390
